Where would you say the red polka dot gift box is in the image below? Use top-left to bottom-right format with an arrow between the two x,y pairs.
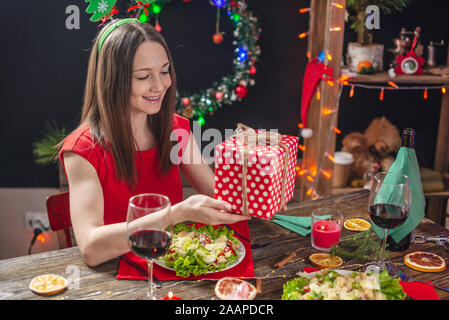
213,125 -> 299,220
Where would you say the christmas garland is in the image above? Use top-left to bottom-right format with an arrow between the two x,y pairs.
177,1 -> 261,125
84,0 -> 261,125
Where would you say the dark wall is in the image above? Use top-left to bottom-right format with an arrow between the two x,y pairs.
338,0 -> 449,170
1,0 -> 448,188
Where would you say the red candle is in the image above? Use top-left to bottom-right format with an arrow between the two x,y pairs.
160,291 -> 182,300
311,220 -> 341,250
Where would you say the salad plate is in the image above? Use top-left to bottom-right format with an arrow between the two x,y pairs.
282,269 -> 407,300
155,224 -> 246,277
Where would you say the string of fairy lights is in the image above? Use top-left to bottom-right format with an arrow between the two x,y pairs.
344,81 -> 448,101
293,1 -> 346,200
294,1 -> 448,200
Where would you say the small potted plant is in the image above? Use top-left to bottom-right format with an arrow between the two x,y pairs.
346,0 -> 412,73
33,120 -> 67,189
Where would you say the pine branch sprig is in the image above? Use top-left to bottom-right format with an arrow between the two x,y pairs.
329,228 -> 389,262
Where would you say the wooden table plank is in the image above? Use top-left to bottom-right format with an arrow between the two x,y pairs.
1,190 -> 448,300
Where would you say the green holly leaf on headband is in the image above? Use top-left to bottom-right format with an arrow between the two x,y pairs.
85,0 -> 117,22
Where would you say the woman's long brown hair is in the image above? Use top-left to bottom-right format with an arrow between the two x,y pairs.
69,20 -> 177,189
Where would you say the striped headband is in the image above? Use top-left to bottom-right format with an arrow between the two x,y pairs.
97,18 -> 140,55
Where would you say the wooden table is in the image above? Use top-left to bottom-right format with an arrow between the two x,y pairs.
1,190 -> 448,300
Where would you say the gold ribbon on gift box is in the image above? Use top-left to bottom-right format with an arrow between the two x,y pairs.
230,123 -> 290,217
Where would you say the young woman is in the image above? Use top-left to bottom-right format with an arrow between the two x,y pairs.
59,19 -> 249,267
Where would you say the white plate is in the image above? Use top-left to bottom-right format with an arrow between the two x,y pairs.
154,239 -> 246,275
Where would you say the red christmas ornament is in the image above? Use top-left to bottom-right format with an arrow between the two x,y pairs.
249,66 -> 257,75
155,24 -> 162,32
212,33 -> 223,44
215,91 -> 224,100
182,97 -> 190,106
230,0 -> 239,8
235,85 -> 248,98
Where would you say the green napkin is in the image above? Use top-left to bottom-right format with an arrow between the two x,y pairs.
372,147 -> 426,242
273,218 -> 311,236
274,214 -> 311,228
273,214 -> 332,237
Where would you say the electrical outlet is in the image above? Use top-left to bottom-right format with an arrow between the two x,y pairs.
24,211 -> 50,232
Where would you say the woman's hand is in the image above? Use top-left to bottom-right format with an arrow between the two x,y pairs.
173,194 -> 251,225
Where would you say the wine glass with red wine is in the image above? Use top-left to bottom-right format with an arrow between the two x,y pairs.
126,194 -> 172,299
367,172 -> 410,272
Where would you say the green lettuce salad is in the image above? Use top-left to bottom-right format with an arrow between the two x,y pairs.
282,270 -> 406,300
158,224 -> 240,278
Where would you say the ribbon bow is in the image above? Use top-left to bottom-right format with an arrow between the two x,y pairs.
128,1 -> 151,16
98,6 -> 119,27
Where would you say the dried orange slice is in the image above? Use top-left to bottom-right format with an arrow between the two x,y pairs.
404,252 -> 446,273
29,274 -> 68,295
309,253 -> 343,269
344,218 -> 371,231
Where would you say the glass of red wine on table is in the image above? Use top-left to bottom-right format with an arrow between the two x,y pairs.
366,172 -> 411,273
126,194 -> 172,300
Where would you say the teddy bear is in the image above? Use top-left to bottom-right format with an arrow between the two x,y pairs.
341,117 -> 402,183
341,132 -> 374,179
364,117 -> 401,157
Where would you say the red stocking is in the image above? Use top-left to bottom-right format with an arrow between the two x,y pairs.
300,58 -> 334,136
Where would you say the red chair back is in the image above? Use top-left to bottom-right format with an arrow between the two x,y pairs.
46,191 -> 73,248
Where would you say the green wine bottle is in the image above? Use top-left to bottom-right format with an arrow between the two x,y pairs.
386,128 -> 415,251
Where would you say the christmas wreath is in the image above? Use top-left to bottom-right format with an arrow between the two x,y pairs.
84,0 -> 261,125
